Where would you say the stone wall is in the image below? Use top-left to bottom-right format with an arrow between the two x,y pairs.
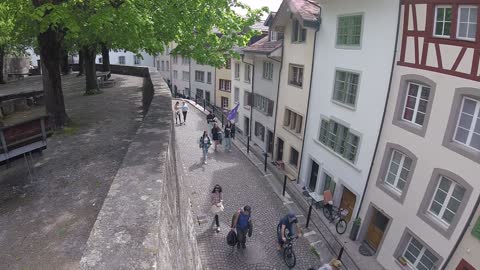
80,70 -> 202,270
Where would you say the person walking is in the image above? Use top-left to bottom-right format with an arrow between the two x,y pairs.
181,101 -> 189,123
277,212 -> 303,251
211,123 -> 222,151
206,111 -> 216,137
315,259 -> 343,270
231,205 -> 252,249
210,184 -> 224,233
174,101 -> 182,125
223,121 -> 235,152
199,131 -> 212,164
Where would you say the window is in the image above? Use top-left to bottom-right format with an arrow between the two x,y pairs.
173,70 -> 178,79
473,217 -> 480,240
322,173 -> 336,194
182,57 -> 190,65
166,61 -> 169,71
333,70 -> 360,107
263,62 -> 274,80
254,122 -> 265,141
254,94 -> 274,116
292,19 -> 306,42
244,91 -> 253,107
283,109 -> 303,134
403,236 -> 438,270
219,79 -> 231,91
134,55 -> 141,65
221,97 -> 229,109
337,15 -> 363,46
234,63 -> 240,79
118,56 -> 126,65
428,176 -> 466,226
207,72 -> 212,84
434,6 -> 452,37
402,82 -> 431,126
271,31 -> 278,41
289,147 -> 299,167
453,97 -> 480,151
385,150 -> 412,194
234,87 -> 240,103
182,71 -> 189,81
319,119 -> 359,162
196,89 -> 204,100
98,57 -> 103,64
457,6 -> 478,41
195,71 -> 205,82
289,65 -> 304,87
161,61 -> 165,71
244,64 -> 251,83
225,59 -> 231,69
173,55 -> 178,64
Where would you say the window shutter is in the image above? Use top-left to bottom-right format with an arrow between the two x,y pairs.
296,115 -> 303,133
301,28 -> 307,42
473,216 -> 480,240
267,99 -> 274,116
284,110 -> 290,126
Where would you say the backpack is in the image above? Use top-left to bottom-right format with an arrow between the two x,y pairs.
226,230 -> 238,247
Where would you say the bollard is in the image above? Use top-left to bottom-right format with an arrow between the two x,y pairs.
264,152 -> 268,172
247,136 -> 250,154
306,200 -> 313,228
282,175 -> 287,196
337,247 -> 344,260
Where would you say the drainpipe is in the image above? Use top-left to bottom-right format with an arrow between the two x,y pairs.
441,195 -> 480,270
355,0 -> 402,219
272,39 -> 285,162
188,57 -> 192,98
297,25 -> 320,184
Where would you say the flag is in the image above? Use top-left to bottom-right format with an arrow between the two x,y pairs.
227,103 -> 240,122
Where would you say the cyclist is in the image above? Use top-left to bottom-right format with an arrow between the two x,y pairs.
277,212 -> 302,250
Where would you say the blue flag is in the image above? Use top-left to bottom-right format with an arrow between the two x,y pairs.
227,103 -> 240,122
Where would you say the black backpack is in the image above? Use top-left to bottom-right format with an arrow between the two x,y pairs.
226,230 -> 238,247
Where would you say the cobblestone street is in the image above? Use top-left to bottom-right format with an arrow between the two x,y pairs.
174,101 -> 320,270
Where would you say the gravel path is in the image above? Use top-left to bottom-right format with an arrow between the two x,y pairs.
0,74 -> 144,270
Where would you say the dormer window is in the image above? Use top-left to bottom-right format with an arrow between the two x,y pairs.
292,19 -> 306,43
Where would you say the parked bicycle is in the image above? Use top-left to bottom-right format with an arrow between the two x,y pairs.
283,235 -> 297,268
323,204 -> 349,234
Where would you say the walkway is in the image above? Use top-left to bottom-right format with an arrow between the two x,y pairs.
174,101 -> 321,269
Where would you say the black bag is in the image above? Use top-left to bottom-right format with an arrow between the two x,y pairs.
227,230 -> 238,246
248,221 -> 253,237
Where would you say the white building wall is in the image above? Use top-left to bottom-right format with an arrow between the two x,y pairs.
171,55 -> 191,97
233,57 -> 254,135
155,46 -> 172,83
190,60 -> 215,103
96,51 -> 155,67
299,0 -> 400,219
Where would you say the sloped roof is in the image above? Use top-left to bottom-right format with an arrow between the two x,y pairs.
251,21 -> 269,32
242,36 -> 282,54
273,0 -> 321,29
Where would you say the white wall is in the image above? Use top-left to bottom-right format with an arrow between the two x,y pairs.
96,51 -> 155,67
299,0 -> 399,219
190,60 -> 215,103
171,55 -> 191,96
233,57 -> 254,135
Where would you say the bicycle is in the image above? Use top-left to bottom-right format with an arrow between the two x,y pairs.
323,204 -> 349,235
283,235 -> 297,268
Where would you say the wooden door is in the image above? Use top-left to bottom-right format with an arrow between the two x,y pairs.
267,130 -> 274,155
339,188 -> 356,222
366,210 -> 389,251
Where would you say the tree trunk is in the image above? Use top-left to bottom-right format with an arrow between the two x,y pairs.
101,43 -> 110,76
0,46 -> 6,84
84,46 -> 98,95
61,48 -> 70,75
77,48 -> 85,76
38,27 -> 69,128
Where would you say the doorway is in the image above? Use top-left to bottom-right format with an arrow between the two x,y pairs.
277,138 -> 284,161
267,130 -> 274,155
308,161 -> 319,192
244,117 -> 250,137
365,208 -> 389,251
205,91 -> 211,103
339,187 -> 356,222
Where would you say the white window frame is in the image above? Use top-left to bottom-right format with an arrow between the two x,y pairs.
319,119 -> 360,163
289,65 -> 304,87
263,61 -> 274,80
271,31 -> 278,41
173,70 -> 178,79
221,96 -> 229,108
336,14 -> 363,47
457,6 -> 478,41
453,97 -> 480,151
428,176 -> 465,227
385,150 -> 411,194
234,63 -> 240,80
182,71 -> 189,81
403,236 -> 438,270
134,55 -> 141,65
332,70 -> 360,107
118,56 -> 126,65
195,71 -> 205,82
434,5 -> 453,38
402,82 -> 430,127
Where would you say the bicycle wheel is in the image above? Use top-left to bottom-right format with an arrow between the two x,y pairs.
323,207 -> 331,220
336,219 -> 348,234
283,246 -> 296,268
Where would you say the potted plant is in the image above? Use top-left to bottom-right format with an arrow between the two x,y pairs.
349,217 -> 361,241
